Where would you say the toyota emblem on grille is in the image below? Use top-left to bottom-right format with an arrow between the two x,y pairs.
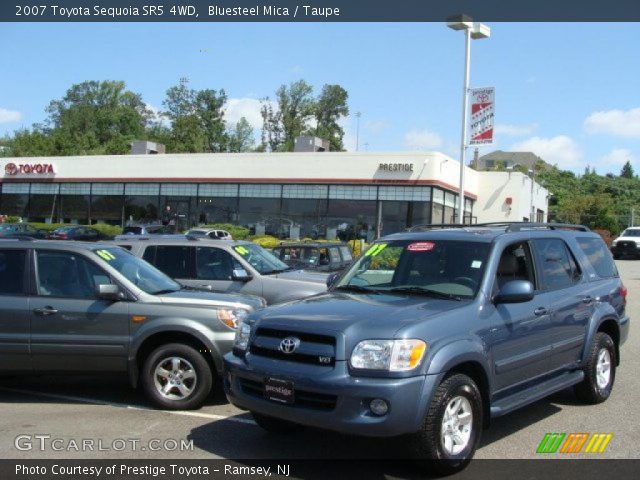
279,336 -> 301,354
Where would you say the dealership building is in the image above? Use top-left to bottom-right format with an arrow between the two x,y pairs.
0,149 -> 549,240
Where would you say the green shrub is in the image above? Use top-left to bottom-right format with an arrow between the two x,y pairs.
197,223 -> 250,240
26,222 -> 122,238
250,235 -> 280,249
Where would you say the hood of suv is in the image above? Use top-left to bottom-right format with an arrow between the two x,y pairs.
269,269 -> 329,284
252,291 -> 469,358
157,288 -> 265,311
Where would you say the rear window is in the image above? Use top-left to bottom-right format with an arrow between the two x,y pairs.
0,250 -> 27,295
577,237 -> 618,278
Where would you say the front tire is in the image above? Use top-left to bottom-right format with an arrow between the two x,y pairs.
574,332 -> 616,404
251,412 -> 305,434
141,343 -> 213,410
411,373 -> 482,476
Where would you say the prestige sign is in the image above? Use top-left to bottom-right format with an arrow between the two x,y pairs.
378,163 -> 414,172
4,162 -> 55,175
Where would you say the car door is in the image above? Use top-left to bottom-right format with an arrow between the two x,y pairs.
489,241 -> 557,392
531,238 -> 592,372
30,249 -> 130,372
193,246 -> 261,296
0,248 -> 31,371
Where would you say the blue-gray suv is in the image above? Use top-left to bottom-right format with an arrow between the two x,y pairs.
224,223 -> 630,474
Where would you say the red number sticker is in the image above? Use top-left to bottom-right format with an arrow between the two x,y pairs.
407,242 -> 435,252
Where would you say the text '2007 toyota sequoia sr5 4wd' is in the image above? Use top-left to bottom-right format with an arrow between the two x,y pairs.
224,223 -> 630,474
0,239 -> 266,410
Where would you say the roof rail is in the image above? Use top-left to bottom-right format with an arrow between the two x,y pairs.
0,235 -> 36,241
406,224 -> 478,232
475,222 -> 591,232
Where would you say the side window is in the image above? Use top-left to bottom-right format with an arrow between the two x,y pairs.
196,247 -> 235,280
35,250 -> 102,298
339,246 -> 353,263
329,247 -> 341,264
152,246 -> 193,279
577,237 -> 618,278
142,246 -> 156,263
0,250 -> 27,295
532,239 -> 580,291
496,242 -> 536,289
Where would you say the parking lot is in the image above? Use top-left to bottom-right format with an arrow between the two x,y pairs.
1,260 -> 638,461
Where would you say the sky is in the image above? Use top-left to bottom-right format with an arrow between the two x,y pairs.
1,22 -> 639,174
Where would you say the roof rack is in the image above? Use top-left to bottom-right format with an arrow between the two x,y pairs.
475,222 -> 591,232
406,224 -> 479,232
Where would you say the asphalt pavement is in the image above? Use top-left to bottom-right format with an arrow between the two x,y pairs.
1,260 -> 638,461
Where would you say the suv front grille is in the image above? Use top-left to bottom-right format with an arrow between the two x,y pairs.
249,327 -> 336,367
239,378 -> 337,411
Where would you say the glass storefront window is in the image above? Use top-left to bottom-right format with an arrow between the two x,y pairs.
124,184 -> 160,224
29,184 -> 59,222
281,185 -> 328,239
198,197 -> 238,224
381,201 -> 409,236
59,184 -> 90,224
0,183 -> 29,218
91,184 -> 124,225
238,197 -> 282,237
327,199 -> 376,242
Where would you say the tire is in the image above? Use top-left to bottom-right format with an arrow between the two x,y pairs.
141,343 -> 213,410
251,412 -> 305,434
574,332 -> 616,404
411,374 -> 483,476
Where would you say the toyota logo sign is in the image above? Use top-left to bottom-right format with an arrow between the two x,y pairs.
4,163 -> 18,175
279,336 -> 301,354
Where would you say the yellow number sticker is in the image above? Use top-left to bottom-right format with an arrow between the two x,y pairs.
96,249 -> 116,261
364,243 -> 387,257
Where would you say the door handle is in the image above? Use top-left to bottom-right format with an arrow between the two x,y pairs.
582,296 -> 593,304
33,307 -> 58,316
533,307 -> 549,316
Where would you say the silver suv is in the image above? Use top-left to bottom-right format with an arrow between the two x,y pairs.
113,237 -> 328,305
0,238 -> 265,410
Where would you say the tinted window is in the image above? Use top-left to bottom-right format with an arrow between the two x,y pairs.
532,239 -> 580,291
329,247 -> 341,263
621,229 -> 640,237
142,246 -> 156,263
339,246 -> 353,262
0,250 -> 27,295
496,242 -> 536,288
196,247 -> 239,280
152,246 -> 193,279
36,250 -> 104,298
577,237 -> 618,278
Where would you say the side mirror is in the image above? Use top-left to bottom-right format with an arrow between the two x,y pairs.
232,268 -> 252,282
326,272 -> 340,288
96,284 -> 123,301
494,280 -> 534,304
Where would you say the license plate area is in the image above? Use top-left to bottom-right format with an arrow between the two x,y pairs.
264,377 -> 295,404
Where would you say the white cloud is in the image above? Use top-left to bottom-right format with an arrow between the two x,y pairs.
365,120 -> 389,134
584,107 -> 640,138
403,128 -> 443,150
510,135 -> 582,169
145,103 -> 169,126
494,123 -> 538,137
224,98 -> 270,130
599,148 -> 636,167
0,108 -> 22,124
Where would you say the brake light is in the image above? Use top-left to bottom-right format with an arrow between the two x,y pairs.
620,285 -> 628,303
57,233 -> 67,240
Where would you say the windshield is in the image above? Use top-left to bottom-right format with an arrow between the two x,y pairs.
621,229 -> 640,237
232,243 -> 290,274
336,239 -> 491,299
92,247 -> 181,294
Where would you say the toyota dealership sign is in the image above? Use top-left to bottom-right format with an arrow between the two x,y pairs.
469,87 -> 495,145
3,162 -> 55,175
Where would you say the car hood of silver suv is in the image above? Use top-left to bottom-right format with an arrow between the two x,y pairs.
155,288 -> 265,311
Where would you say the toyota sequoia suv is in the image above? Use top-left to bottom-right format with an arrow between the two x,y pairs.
0,238 -> 266,410
224,223 -> 630,474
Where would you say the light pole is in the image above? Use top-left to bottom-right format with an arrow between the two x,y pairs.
447,16 -> 490,224
355,112 -> 362,152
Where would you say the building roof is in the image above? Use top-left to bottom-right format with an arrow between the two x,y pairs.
476,150 -> 549,171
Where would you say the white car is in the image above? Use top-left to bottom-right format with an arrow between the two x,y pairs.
185,228 -> 233,240
611,227 -> 640,259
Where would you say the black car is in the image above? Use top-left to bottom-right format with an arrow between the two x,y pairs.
271,242 -> 354,272
0,223 -> 47,239
47,226 -> 106,241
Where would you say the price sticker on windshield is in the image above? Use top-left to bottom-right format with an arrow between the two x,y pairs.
234,246 -> 250,256
95,249 -> 116,261
364,243 -> 387,257
407,242 -> 435,252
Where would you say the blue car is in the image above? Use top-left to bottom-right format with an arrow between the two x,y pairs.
224,223 -> 629,474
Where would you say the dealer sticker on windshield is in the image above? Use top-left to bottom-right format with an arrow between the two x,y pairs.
407,242 -> 435,252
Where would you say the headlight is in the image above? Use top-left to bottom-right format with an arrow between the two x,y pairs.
233,321 -> 252,351
350,339 -> 427,371
217,308 -> 249,329
611,240 -> 618,246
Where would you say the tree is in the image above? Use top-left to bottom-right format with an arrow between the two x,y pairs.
312,84 -> 349,151
228,117 -> 255,152
620,160 -> 634,179
260,100 -> 283,152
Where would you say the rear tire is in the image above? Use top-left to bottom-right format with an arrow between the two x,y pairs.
410,373 -> 482,476
141,343 -> 213,410
252,412 -> 305,434
574,332 -> 616,404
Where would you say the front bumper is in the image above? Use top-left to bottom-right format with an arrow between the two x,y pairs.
611,243 -> 640,257
223,353 -> 438,437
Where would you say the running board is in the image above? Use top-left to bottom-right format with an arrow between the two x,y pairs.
490,371 -> 584,417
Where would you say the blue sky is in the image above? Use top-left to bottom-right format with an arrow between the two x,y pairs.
1,22 -> 639,173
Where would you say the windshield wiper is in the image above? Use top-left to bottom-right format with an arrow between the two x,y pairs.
333,284 -> 380,294
151,288 -> 181,295
262,267 -> 293,274
388,286 -> 462,301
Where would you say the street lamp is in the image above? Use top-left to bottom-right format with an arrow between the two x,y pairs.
447,15 -> 490,224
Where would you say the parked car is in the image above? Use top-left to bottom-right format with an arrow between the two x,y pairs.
0,223 -> 47,239
47,226 -> 106,241
224,223 -> 629,474
610,227 -> 640,259
122,224 -> 173,236
111,237 -> 328,305
271,242 -> 354,272
0,238 -> 265,410
185,228 -> 233,240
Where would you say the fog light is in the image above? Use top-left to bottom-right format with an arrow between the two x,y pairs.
369,398 -> 389,416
